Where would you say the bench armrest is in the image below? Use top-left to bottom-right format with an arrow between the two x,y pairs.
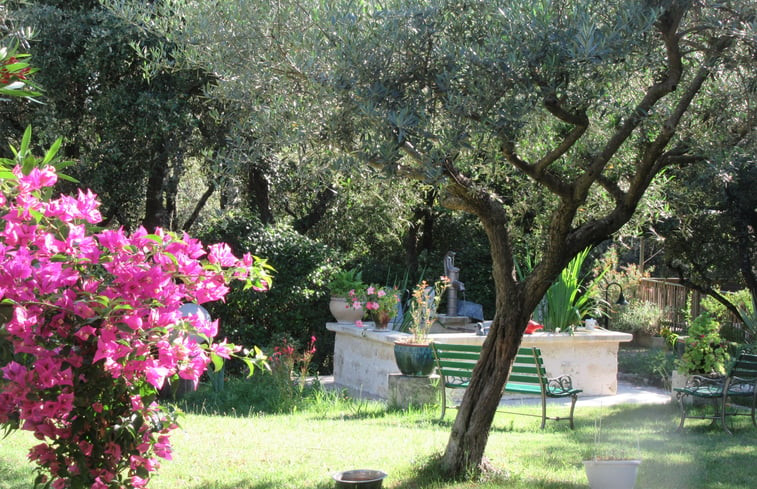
547,375 -> 576,394
684,374 -> 725,390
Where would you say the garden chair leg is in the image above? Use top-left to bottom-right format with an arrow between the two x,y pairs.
676,392 -> 688,431
439,386 -> 447,421
540,391 -> 547,429
568,393 -> 578,430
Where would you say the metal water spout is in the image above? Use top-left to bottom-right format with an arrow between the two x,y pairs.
444,251 -> 465,316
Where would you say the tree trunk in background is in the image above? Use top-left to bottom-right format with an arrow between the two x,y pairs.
293,186 -> 337,234
142,151 -> 171,232
246,163 -> 274,225
403,189 -> 436,275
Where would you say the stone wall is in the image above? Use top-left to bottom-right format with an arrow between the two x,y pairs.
326,323 -> 632,399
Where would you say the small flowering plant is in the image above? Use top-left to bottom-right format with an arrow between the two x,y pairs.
677,313 -> 730,375
0,129 -> 273,489
351,285 -> 400,328
0,44 -> 39,99
408,277 -> 450,344
270,336 -> 317,393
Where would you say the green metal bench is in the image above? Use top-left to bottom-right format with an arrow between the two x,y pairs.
431,343 -> 582,429
674,351 -> 757,434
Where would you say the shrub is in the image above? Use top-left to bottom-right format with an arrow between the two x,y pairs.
0,133 -> 271,489
197,213 -> 338,372
180,336 -> 319,415
618,348 -> 675,388
677,313 -> 730,375
610,299 -> 666,335
700,289 -> 755,342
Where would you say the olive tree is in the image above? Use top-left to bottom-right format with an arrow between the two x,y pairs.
114,0 -> 756,477
299,0 -> 755,475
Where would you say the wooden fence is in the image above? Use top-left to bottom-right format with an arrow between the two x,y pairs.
638,278 -> 703,333
638,278 -> 747,339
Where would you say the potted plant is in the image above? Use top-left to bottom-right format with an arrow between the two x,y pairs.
671,312 -> 730,399
583,418 -> 642,489
352,284 -> 401,331
542,247 -> 606,333
393,277 -> 450,376
328,268 -> 366,323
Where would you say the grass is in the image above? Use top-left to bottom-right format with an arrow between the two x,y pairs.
2,385 -> 757,489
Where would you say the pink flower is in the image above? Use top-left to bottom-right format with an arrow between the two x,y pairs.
130,395 -> 143,411
1,361 -> 27,383
91,477 -> 109,489
145,366 -> 171,389
131,475 -> 149,488
0,161 -> 272,487
14,165 -> 57,192
211,340 -> 235,359
207,242 -> 238,267
153,435 -> 172,460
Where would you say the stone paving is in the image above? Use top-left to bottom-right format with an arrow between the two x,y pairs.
320,375 -> 673,407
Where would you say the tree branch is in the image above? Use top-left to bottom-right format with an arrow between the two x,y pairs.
588,5 -> 686,180
500,140 -> 573,198
293,185 -> 337,234
627,36 -> 733,204
672,266 -> 752,327
182,182 -> 216,232
533,97 -> 589,176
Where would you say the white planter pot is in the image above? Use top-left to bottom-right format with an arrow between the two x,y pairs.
671,370 -> 690,403
329,296 -> 364,323
583,459 -> 641,489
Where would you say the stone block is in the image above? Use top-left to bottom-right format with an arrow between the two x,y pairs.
388,373 -> 439,409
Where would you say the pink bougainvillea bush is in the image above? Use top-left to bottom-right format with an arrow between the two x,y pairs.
0,129 -> 273,489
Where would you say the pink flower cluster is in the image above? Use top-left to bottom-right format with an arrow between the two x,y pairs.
0,164 -> 271,488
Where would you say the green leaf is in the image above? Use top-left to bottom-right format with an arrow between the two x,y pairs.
28,208 -> 44,224
210,352 -> 224,372
19,126 -> 32,160
41,138 -> 63,165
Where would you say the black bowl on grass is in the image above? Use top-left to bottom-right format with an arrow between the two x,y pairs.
332,469 -> 387,489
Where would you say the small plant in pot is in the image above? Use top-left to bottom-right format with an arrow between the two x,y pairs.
676,313 -> 730,376
328,268 -> 366,323
671,312 -> 730,398
352,284 -> 401,330
394,277 -> 450,376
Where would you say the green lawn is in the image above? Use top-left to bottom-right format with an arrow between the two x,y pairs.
1,398 -> 756,489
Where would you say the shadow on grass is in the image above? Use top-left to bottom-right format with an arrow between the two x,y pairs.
384,452 -> 587,489
183,478 -> 335,489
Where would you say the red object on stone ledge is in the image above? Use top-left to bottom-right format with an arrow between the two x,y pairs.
525,320 -> 544,334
